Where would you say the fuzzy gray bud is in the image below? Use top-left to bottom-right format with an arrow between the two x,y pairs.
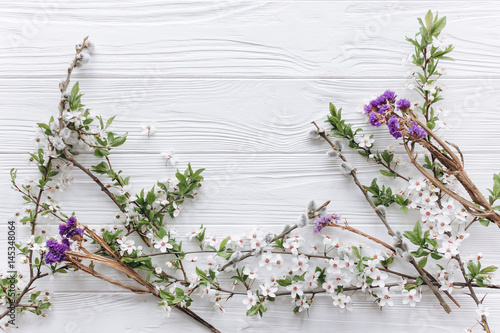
340,162 -> 354,175
75,51 -> 91,67
281,224 -> 291,234
326,150 -> 338,158
59,79 -> 67,92
298,213 -> 307,228
252,247 -> 264,256
402,251 -> 412,262
229,251 -> 242,264
264,233 -> 274,243
334,139 -> 343,150
376,205 -> 387,218
308,129 -> 320,139
307,200 -> 316,212
84,40 -> 95,54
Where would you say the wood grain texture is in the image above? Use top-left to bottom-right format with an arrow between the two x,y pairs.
0,1 -> 499,332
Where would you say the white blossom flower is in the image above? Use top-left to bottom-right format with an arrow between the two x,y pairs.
371,271 -> 388,288
260,282 -> 278,298
292,254 -> 309,273
327,257 -> 345,275
161,151 -> 176,166
286,282 -> 304,298
432,36 -> 450,51
408,177 -> 426,192
476,304 -> 490,317
172,202 -> 182,217
422,82 -> 436,91
199,285 -> 216,299
154,236 -> 173,253
322,280 -> 336,294
259,251 -> 274,271
161,303 -> 172,318
354,134 -> 374,149
140,122 -> 157,136
243,290 -> 257,310
273,254 -> 284,268
51,135 -> 66,150
402,288 -> 422,307
437,239 -> 459,259
117,237 -> 136,255
332,293 -> 353,312
187,229 -> 200,241
379,287 -> 393,306
295,298 -> 310,312
243,266 -> 259,280
213,302 -> 225,314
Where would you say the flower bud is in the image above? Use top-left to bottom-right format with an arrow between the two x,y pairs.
376,205 -> 387,218
340,162 -> 353,175
307,200 -> 316,212
298,213 -> 307,228
326,150 -> 338,158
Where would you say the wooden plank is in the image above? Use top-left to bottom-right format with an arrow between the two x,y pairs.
0,2 -> 499,78
0,78 -> 499,154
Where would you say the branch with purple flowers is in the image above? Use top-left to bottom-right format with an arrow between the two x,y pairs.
2,10 -> 499,333
311,10 -> 498,332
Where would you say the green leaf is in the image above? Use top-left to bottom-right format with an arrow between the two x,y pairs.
219,237 -> 230,251
351,246 -> 361,260
111,134 -> 128,147
94,148 -> 110,158
379,170 -> 397,179
430,252 -> 443,260
479,265 -> 498,275
479,218 -> 490,227
276,277 -> 292,287
417,256 -> 428,269
415,276 -> 424,286
467,260 -> 479,278
424,10 -> 433,31
105,115 -> 116,129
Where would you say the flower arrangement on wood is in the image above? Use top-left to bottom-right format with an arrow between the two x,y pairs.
1,11 -> 499,333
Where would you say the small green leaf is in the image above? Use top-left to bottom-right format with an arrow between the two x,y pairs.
417,256 -> 428,269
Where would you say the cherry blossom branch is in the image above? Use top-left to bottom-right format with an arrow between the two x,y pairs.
312,121 -> 452,314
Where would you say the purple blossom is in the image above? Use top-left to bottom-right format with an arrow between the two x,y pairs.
382,90 -> 397,102
370,95 -> 386,107
313,213 -> 341,233
48,216 -> 82,265
45,239 -> 70,264
378,104 -> 390,115
368,112 -> 382,127
388,115 -> 403,139
59,216 -> 82,238
408,122 -> 426,137
364,104 -> 373,114
66,227 -> 84,239
396,98 -> 411,110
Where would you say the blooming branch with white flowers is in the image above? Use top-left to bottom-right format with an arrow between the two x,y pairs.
2,10 -> 499,333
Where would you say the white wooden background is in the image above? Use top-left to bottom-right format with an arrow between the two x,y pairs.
1,1 -> 500,332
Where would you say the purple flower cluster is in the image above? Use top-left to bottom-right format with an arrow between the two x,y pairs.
45,239 -> 70,264
313,213 -> 341,233
364,90 -> 421,140
396,98 -> 411,110
59,216 -> 83,238
364,90 -> 399,127
408,122 -> 426,137
45,216 -> 83,265
388,115 -> 403,139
